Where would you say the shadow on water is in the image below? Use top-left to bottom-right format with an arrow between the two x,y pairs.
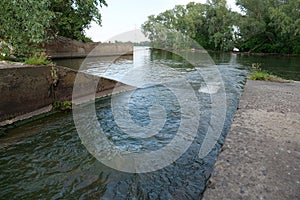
0,47 -> 256,199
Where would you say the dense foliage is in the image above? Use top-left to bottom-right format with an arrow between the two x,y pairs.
142,0 -> 300,54
49,0 -> 107,42
236,0 -> 300,54
0,0 -> 107,57
0,0 -> 53,57
142,0 -> 236,51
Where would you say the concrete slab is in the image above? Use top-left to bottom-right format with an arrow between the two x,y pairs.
203,80 -> 300,200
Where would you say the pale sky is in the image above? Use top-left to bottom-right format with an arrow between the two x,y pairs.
86,0 -> 239,42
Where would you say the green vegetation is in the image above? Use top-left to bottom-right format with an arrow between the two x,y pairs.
142,0 -> 300,54
142,0 -> 236,51
0,0 -> 107,58
236,0 -> 300,54
249,63 -> 288,82
249,71 -> 278,81
0,0 -> 53,57
53,101 -> 72,112
24,53 -> 53,65
49,0 -> 107,42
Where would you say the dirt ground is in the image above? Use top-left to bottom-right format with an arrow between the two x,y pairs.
203,80 -> 300,200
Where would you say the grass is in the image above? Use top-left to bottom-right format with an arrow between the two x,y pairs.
249,70 -> 290,82
53,101 -> 72,112
249,71 -> 276,81
249,63 -> 291,83
24,52 -> 52,65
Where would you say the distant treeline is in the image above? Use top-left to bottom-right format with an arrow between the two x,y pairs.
142,0 -> 300,54
114,41 -> 151,46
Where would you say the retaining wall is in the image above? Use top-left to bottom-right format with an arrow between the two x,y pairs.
45,36 -> 133,58
0,62 -> 132,124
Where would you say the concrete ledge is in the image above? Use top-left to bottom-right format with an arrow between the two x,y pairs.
0,105 -> 53,127
0,64 -> 54,122
203,80 -> 300,199
45,36 -> 133,59
0,62 -> 135,125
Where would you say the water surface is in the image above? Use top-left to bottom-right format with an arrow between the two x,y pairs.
0,47 -> 262,199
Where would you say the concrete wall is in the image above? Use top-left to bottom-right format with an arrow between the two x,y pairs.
45,36 -> 133,58
0,63 -> 132,123
0,65 -> 53,121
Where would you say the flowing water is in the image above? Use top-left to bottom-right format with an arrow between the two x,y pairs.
0,47 -> 299,199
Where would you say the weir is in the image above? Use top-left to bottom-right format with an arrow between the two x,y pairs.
1,48 -> 299,199
0,40 -> 134,126
0,62 -> 134,126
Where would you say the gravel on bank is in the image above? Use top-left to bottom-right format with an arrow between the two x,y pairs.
203,80 -> 300,200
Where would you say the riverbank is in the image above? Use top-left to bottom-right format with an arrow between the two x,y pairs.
230,51 -> 300,57
203,80 -> 300,199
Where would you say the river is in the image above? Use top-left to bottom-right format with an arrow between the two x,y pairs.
0,47 -> 299,199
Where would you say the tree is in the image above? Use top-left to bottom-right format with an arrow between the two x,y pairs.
49,0 -> 107,42
0,0 -> 107,58
142,1 -> 237,51
0,0 -> 53,57
205,0 -> 237,51
142,0 -> 299,54
236,0 -> 300,54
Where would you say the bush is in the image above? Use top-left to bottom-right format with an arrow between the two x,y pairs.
24,52 -> 52,65
249,63 -> 288,82
249,71 -> 277,81
53,101 -> 72,112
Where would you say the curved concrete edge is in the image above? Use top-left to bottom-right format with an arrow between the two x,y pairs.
203,80 -> 300,199
0,105 -> 53,127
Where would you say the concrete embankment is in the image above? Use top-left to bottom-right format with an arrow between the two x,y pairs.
0,37 -> 134,126
45,36 -> 133,59
203,80 -> 300,199
0,62 -> 134,126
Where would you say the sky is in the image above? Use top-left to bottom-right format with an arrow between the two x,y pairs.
85,0 -> 239,42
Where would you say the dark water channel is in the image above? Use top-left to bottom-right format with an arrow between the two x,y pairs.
0,47 -> 299,199
209,52 -> 300,81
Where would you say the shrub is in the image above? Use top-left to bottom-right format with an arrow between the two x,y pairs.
24,52 -> 52,65
53,101 -> 72,112
249,63 -> 289,82
249,71 -> 277,81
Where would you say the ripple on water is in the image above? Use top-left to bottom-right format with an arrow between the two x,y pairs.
0,48 -> 247,199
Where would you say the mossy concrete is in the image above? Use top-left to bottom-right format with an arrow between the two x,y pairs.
203,80 -> 300,199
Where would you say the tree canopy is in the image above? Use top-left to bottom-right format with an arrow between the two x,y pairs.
142,0 -> 238,51
142,0 -> 300,54
0,0 -> 53,57
236,0 -> 300,54
0,0 -> 107,57
49,0 -> 107,42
